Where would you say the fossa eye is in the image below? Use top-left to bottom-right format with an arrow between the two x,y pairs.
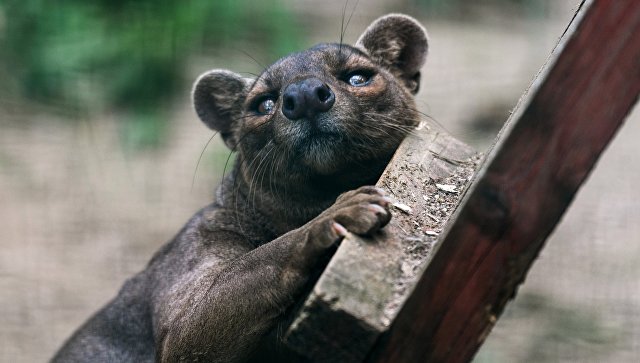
347,72 -> 373,87
256,97 -> 276,115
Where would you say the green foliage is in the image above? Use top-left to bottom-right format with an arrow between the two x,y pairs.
0,0 -> 302,148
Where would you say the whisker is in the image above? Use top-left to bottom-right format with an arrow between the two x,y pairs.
257,148 -> 275,212
409,104 -> 451,133
236,48 -> 268,71
360,115 -> 418,129
220,120 -> 271,198
360,113 -> 423,136
366,108 -> 448,132
249,144 -> 274,213
338,0 -> 349,56
267,144 -> 283,205
343,0 -> 360,43
191,131 -> 218,193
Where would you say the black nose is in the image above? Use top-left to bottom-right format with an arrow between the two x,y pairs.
282,78 -> 335,120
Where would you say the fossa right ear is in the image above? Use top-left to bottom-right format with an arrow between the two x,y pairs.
192,70 -> 251,149
356,14 -> 429,94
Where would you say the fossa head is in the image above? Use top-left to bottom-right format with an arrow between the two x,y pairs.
193,14 -> 429,193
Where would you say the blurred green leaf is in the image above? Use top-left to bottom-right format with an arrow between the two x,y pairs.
0,0 -> 302,149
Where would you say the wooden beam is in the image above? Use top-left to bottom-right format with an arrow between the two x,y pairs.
284,124 -> 479,362
368,0 -> 640,362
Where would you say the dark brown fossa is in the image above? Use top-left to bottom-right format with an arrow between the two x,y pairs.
52,14 -> 429,363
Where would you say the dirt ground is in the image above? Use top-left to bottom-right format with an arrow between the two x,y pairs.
2,2 -> 639,362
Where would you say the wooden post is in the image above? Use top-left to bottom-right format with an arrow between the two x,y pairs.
368,0 -> 640,362
285,0 -> 640,361
284,124 -> 479,362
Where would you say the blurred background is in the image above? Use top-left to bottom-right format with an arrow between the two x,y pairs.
1,0 -> 638,361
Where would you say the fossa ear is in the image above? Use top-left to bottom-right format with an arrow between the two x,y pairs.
192,70 -> 251,149
356,14 -> 429,94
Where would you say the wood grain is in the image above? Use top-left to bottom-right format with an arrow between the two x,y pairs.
284,124 -> 478,362
368,1 -> 640,362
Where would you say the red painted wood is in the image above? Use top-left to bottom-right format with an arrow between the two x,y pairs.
368,0 -> 640,362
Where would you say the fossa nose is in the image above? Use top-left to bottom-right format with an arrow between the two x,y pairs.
282,77 -> 335,120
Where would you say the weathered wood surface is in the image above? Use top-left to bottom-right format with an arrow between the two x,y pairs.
368,1 -> 640,362
284,123 -> 479,362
